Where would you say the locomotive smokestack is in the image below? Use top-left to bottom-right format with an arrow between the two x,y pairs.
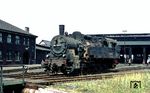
59,25 -> 65,35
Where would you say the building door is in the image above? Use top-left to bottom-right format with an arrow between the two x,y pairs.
23,50 -> 30,64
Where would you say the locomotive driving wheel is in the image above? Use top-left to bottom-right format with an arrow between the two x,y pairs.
52,63 -> 59,74
61,64 -> 67,74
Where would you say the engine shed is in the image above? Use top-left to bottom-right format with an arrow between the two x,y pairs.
91,33 -> 150,64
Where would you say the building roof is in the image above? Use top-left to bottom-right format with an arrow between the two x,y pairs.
91,33 -> 150,38
0,19 -> 37,37
36,44 -> 50,51
39,40 -> 51,47
91,33 -> 150,46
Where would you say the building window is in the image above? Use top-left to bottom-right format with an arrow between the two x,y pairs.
27,38 -> 29,46
0,33 -> 2,43
7,34 -> 11,43
6,51 -> 12,60
15,36 -> 20,45
0,50 -> 2,60
15,51 -> 20,61
23,38 -> 26,45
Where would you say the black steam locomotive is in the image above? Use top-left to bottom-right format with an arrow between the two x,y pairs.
42,25 -> 120,75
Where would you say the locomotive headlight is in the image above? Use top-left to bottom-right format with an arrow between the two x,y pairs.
63,54 -> 66,58
46,54 -> 49,58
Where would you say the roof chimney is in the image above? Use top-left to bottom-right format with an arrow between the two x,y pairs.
25,27 -> 29,33
59,25 -> 65,35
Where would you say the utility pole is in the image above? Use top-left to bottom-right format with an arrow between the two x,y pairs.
123,30 -> 127,64
0,66 -> 3,93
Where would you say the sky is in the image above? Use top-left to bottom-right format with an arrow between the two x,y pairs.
1,0 -> 150,43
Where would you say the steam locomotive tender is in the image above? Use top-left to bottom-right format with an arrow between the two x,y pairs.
43,31 -> 120,75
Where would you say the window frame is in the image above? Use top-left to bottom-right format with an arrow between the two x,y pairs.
7,34 -> 12,43
23,38 -> 26,45
15,36 -> 20,45
0,50 -> 2,61
0,33 -> 2,43
15,51 -> 20,61
27,38 -> 30,46
6,51 -> 12,61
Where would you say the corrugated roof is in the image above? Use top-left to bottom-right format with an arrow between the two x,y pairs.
0,19 -> 36,36
91,33 -> 150,38
39,40 -> 51,47
36,45 -> 50,51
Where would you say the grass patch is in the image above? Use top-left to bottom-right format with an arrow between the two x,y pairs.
46,71 -> 150,93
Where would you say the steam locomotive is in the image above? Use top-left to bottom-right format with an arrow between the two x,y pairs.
42,25 -> 120,75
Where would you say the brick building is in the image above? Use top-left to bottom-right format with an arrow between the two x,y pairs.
0,19 -> 37,65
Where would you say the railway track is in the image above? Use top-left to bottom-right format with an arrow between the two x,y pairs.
4,65 -> 150,86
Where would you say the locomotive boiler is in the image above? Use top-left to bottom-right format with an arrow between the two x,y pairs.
42,25 -> 120,74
